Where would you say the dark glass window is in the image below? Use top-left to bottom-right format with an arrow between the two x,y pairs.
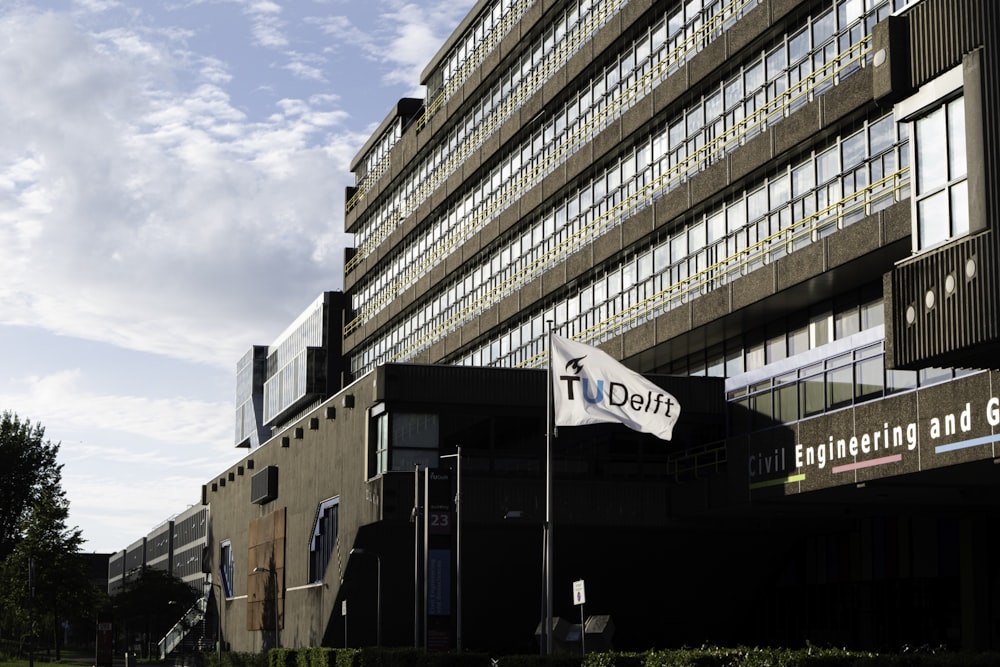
220,541 -> 234,598
309,498 -> 339,583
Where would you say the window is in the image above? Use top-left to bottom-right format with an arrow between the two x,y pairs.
392,413 -> 440,472
914,96 -> 967,249
220,540 -> 234,598
369,404 -> 388,477
369,406 -> 439,477
897,65 -> 969,252
309,498 -> 339,583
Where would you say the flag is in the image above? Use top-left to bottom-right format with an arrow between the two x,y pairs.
550,334 -> 680,440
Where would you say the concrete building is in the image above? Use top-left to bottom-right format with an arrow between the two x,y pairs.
110,0 -> 1000,655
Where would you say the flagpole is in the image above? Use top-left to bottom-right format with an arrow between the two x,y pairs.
544,321 -> 554,655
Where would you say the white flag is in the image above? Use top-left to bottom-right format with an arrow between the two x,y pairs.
550,334 -> 680,441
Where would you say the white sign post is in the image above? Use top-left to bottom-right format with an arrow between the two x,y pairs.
572,580 -> 586,656
342,600 -> 348,647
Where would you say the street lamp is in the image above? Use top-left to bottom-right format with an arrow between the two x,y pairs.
349,548 -> 381,646
207,581 -> 223,667
252,567 -> 279,648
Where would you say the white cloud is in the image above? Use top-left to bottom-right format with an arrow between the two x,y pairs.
377,0 -> 476,89
0,7 -> 357,369
245,0 -> 287,48
1,368 -> 238,550
1,369 -> 232,452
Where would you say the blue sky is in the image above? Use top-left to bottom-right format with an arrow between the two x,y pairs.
0,0 -> 474,553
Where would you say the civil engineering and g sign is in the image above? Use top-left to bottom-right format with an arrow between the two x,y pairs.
747,374 -> 1000,494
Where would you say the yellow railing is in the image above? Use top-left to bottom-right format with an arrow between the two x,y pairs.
345,0 -> 625,268
515,166 -> 909,369
345,0 -> 754,321
344,0 -> 535,215
349,32 -> 876,350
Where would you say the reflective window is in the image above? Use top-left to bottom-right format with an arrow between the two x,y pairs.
914,96 -> 968,250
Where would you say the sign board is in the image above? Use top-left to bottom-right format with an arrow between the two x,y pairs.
341,600 -> 347,616
573,579 -> 586,605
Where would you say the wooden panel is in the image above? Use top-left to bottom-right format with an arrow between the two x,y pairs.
245,509 -> 286,632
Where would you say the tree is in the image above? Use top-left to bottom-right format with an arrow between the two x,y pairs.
111,568 -> 200,658
0,411 -> 63,561
0,489 -> 99,661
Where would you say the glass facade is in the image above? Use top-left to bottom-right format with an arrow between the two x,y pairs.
263,294 -> 327,425
235,346 -> 268,448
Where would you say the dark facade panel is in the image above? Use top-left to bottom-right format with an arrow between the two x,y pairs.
887,232 -> 1000,369
907,0 -> 986,86
251,465 -> 279,505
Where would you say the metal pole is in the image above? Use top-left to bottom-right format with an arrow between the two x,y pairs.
455,446 -> 462,652
29,556 -> 35,667
545,321 -> 554,656
413,465 -> 421,648
214,582 -> 222,667
441,449 -> 463,652
375,555 -> 382,646
423,467 -> 429,651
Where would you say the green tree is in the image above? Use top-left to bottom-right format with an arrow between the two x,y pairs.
0,411 -> 62,560
112,568 -> 200,658
1,489 -> 98,661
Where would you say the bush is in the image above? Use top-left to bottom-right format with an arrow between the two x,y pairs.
202,646 -> 1000,667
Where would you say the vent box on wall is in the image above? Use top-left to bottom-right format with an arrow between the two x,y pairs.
250,465 -> 278,505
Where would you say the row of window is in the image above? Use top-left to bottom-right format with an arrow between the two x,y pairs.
349,0 -> 630,253
352,101 -> 905,376
353,116 -> 403,191
349,0 -> 539,216
349,0 -> 753,298
424,0 -> 530,121
729,341 -> 974,434
348,0 -> 888,341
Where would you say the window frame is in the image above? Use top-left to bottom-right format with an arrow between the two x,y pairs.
895,64 -> 969,253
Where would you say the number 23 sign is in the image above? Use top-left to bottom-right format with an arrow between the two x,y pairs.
429,510 -> 451,534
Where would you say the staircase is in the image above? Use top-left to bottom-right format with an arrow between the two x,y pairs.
158,597 -> 208,661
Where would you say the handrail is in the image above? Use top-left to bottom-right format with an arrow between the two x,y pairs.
157,596 -> 206,660
349,36 -> 881,361
514,166 -> 909,370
